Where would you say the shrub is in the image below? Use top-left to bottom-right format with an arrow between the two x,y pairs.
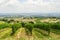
21,22 -> 25,27
43,23 -> 51,35
0,22 -> 10,29
24,23 -> 34,36
11,23 -> 22,35
52,22 -> 60,30
34,22 -> 51,35
29,21 -> 34,24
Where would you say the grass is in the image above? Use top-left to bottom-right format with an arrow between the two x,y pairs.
51,29 -> 60,34
0,28 -> 60,40
0,28 -> 12,39
0,21 -> 5,24
0,18 -> 60,40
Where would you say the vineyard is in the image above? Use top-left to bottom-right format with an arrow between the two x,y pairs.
0,18 -> 60,40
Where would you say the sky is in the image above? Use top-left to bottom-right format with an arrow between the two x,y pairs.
0,0 -> 60,14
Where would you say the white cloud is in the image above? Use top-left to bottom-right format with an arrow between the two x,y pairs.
0,0 -> 60,13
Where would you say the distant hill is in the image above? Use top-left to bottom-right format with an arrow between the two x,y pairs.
0,13 -> 60,17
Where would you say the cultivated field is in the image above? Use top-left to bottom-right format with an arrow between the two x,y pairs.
0,17 -> 60,40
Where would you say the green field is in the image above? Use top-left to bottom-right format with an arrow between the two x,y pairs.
0,18 -> 60,40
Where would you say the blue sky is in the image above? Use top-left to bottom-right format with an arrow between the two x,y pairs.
0,0 -> 60,14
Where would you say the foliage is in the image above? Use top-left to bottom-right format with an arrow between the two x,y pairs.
52,22 -> 60,30
11,23 -> 22,35
0,19 -> 60,36
34,22 -> 51,35
21,22 -> 25,27
24,23 -> 34,35
0,22 -> 11,29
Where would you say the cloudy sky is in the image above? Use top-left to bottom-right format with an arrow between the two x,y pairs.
0,0 -> 60,14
